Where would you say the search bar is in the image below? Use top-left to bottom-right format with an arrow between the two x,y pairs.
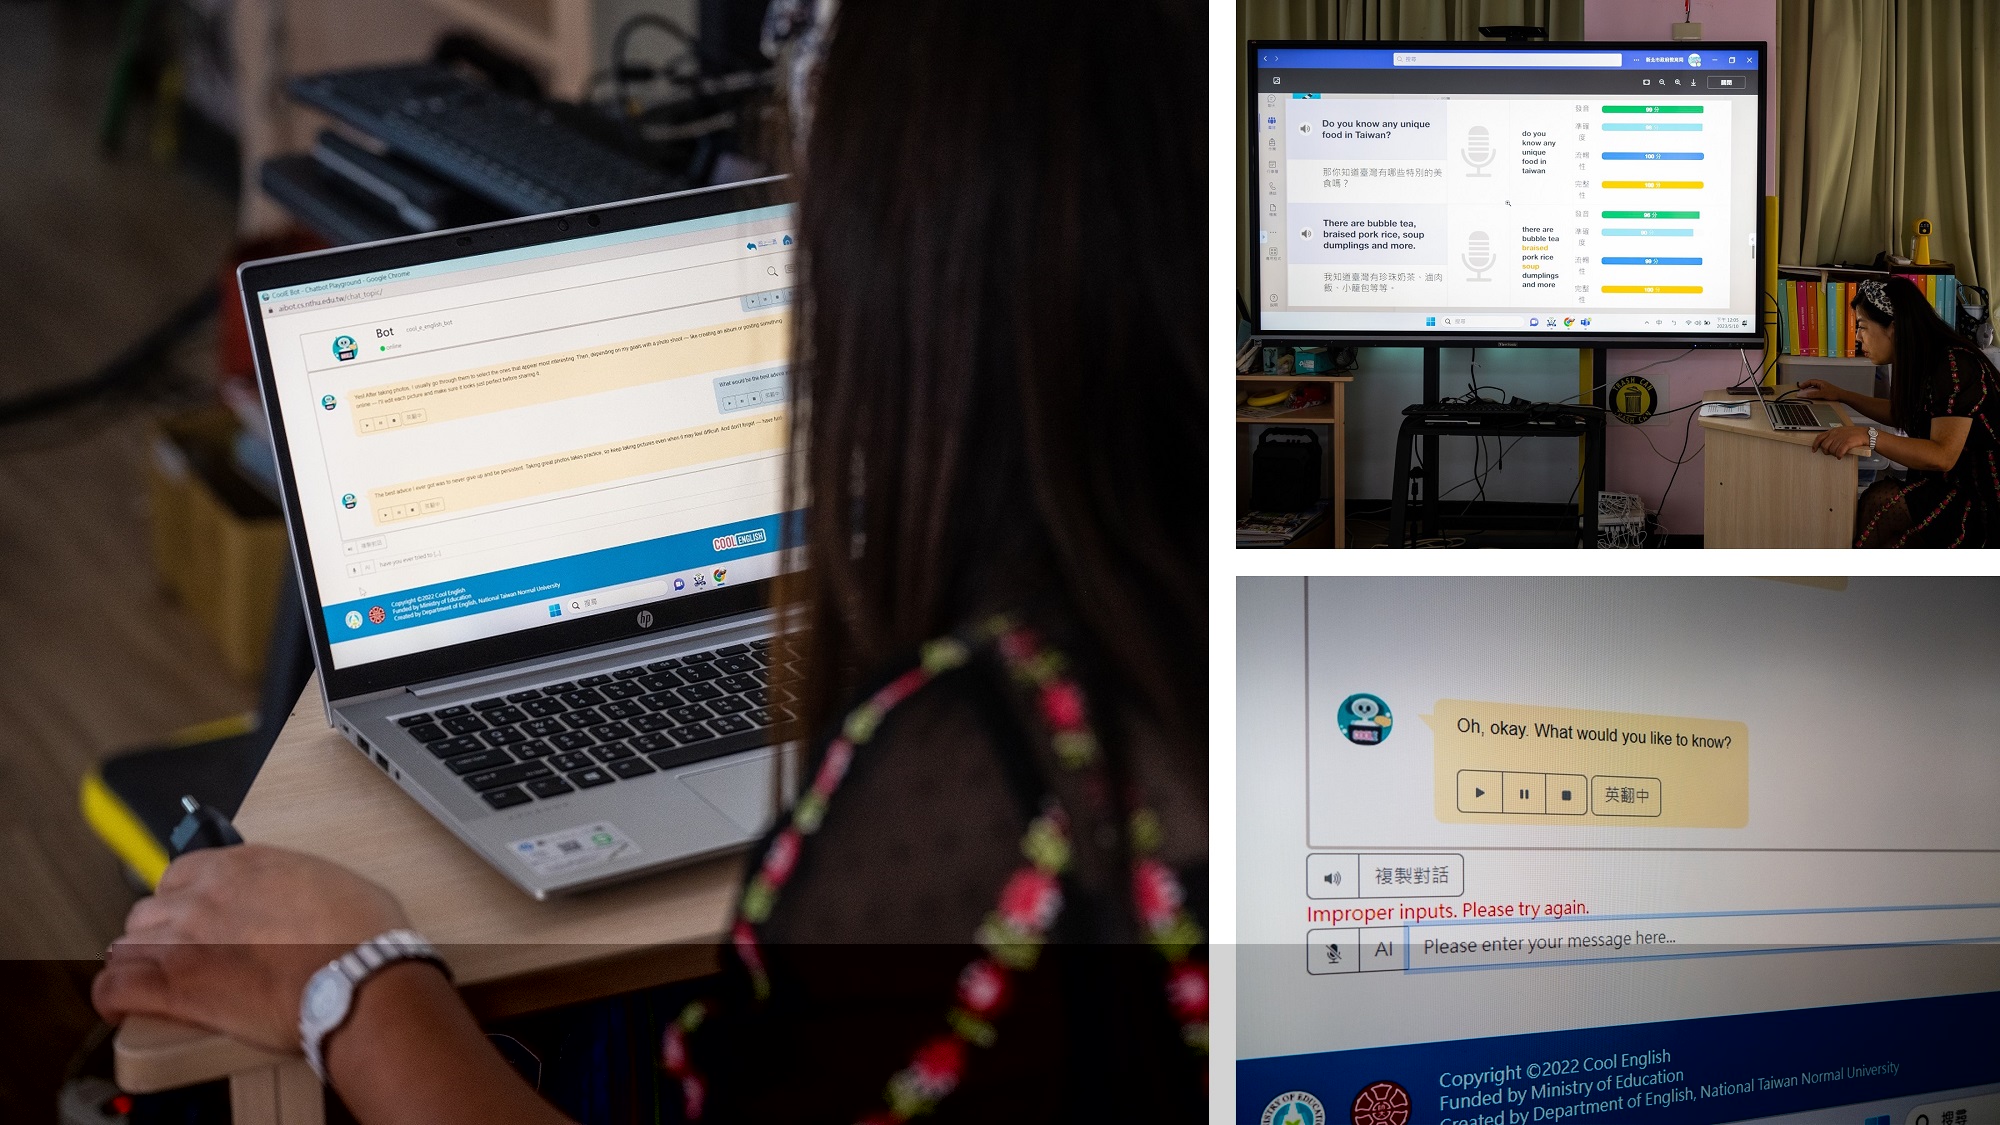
1434,315 -> 1527,329
1392,52 -> 1623,67
563,579 -> 671,616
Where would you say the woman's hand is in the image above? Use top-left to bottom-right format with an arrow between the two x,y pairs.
1811,425 -> 1872,459
1795,379 -> 1848,404
95,845 -> 409,1054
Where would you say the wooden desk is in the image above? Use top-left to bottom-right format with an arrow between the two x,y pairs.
113,677 -> 743,1124
1697,389 -> 1863,549
1236,375 -> 1352,549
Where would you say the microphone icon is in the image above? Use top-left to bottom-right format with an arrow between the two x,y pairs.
1463,231 -> 1495,281
1462,125 -> 1496,177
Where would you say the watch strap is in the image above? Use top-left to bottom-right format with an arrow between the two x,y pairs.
301,929 -> 449,1083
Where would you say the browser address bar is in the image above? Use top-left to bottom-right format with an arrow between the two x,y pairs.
1392,52 -> 1623,67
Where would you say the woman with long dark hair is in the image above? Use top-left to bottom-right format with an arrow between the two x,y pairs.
90,2 -> 1205,1121
1799,275 -> 2000,547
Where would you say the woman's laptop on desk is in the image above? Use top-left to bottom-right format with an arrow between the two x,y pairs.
1756,384 -> 1846,432
238,178 -> 802,898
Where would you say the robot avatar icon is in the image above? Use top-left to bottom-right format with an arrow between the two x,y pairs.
1338,693 -> 1393,745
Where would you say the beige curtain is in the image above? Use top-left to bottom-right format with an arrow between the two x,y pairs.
1237,0 -> 1586,300
1780,0 -> 2000,290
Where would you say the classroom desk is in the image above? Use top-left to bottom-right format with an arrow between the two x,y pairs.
113,676 -> 745,1125
1697,388 -> 1864,549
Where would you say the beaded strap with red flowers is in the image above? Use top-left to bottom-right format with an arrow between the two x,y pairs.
661,616 -> 1206,1122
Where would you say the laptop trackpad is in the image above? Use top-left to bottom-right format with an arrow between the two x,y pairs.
681,752 -> 780,836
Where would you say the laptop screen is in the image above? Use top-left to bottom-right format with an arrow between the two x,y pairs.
252,203 -> 795,671
1237,577 -> 2000,1125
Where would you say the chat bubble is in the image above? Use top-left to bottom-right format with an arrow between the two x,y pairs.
1422,699 -> 1747,827
346,313 -> 788,436
365,413 -> 784,526
1288,204 -> 1448,265
1285,98 -> 1446,161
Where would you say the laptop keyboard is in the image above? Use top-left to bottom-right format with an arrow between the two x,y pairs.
390,639 -> 797,810
1770,400 -> 1826,429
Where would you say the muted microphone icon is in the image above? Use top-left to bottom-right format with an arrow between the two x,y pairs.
1463,125 -> 1496,177
1463,231 -> 1495,281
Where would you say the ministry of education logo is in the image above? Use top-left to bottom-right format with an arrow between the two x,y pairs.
1262,1091 -> 1324,1125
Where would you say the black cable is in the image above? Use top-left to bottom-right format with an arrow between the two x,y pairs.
1433,434 -> 1530,504
1650,402 -> 1702,546
0,286 -> 217,427
1417,339 -> 1781,544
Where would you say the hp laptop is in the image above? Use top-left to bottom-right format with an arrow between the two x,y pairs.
239,177 -> 800,897
1756,382 -> 1846,432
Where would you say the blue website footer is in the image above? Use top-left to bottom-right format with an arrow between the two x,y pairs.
1239,991 -> 2000,1125
321,513 -> 788,639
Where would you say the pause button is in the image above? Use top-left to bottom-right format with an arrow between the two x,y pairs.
1502,772 -> 1545,813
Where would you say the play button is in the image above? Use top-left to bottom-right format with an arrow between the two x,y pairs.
1457,769 -> 1504,813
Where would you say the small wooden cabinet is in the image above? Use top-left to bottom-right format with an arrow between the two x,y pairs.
1235,374 -> 1351,549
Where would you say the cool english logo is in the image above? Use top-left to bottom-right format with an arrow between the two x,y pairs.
711,528 -> 768,551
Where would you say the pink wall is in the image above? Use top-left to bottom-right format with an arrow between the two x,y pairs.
1585,0 -> 1779,535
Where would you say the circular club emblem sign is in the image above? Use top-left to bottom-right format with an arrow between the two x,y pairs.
1351,1080 -> 1411,1125
1609,374 -> 1659,425
1261,1092 -> 1325,1125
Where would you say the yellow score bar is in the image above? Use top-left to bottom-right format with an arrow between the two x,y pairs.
1602,180 -> 1704,190
1602,285 -> 1704,294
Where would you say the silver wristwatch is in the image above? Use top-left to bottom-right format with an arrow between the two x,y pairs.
299,929 -> 449,1083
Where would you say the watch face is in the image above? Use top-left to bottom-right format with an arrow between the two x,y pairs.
305,970 -> 350,1024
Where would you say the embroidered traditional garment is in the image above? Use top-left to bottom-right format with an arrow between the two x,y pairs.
1857,345 -> 2000,547
660,617 -> 1206,1121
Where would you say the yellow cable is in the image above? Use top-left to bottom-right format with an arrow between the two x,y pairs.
165,711 -> 256,748
80,770 -> 170,890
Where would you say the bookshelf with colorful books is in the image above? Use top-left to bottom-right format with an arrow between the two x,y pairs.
1777,263 -> 1959,361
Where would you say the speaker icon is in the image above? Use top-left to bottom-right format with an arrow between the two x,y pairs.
1322,870 -> 1343,886
1463,231 -> 1495,282
1462,124 -> 1496,177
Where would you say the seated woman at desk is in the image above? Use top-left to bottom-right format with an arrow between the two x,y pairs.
1798,276 -> 2000,548
92,1 -> 1205,1122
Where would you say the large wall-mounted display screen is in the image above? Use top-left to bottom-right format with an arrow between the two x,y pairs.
1249,43 -> 1767,347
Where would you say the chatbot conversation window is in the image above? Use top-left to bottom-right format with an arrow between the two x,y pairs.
256,206 -> 796,668
1237,577 -> 2000,1125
